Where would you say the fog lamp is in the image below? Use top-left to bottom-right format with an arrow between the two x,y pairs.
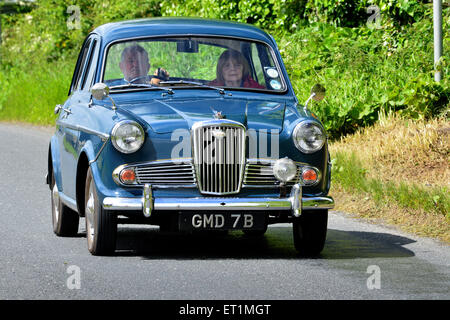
273,158 -> 297,183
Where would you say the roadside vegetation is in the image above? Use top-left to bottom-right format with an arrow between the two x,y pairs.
0,0 -> 448,241
330,111 -> 449,242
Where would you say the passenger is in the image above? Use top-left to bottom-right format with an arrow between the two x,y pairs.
209,49 -> 265,89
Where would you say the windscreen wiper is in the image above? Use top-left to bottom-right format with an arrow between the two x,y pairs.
109,83 -> 174,95
158,80 -> 229,95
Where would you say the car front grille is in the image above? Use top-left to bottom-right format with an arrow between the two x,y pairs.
134,160 -> 196,186
192,120 -> 246,195
243,160 -> 301,187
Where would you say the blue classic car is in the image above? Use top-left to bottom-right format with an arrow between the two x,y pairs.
47,17 -> 334,256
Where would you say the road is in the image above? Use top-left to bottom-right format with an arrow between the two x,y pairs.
0,122 -> 449,300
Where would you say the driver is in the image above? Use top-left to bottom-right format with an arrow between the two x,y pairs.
119,44 -> 169,85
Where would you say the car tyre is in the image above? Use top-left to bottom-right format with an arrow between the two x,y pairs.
51,174 -> 79,236
293,209 -> 328,257
85,167 -> 117,256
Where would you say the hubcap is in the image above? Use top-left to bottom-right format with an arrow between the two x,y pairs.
52,183 -> 59,225
85,181 -> 95,247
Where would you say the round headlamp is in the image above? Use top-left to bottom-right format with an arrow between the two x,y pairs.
111,120 -> 145,154
293,121 -> 326,153
272,158 -> 297,183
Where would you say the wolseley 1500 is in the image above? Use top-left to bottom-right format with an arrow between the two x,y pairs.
47,17 -> 334,256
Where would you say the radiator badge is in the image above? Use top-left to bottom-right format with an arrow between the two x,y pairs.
212,129 -> 226,139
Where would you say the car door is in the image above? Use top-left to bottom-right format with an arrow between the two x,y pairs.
57,35 -> 99,200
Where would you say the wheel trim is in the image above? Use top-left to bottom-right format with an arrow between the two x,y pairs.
85,181 -> 96,250
52,183 -> 60,225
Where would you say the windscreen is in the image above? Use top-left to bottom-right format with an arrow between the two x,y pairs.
103,37 -> 285,91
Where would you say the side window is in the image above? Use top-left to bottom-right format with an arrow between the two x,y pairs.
81,39 -> 99,91
71,38 -> 92,93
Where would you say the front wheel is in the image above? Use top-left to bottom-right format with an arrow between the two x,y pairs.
293,209 -> 328,257
85,167 -> 117,255
51,174 -> 79,236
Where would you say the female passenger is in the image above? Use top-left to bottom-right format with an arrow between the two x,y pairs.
209,49 -> 265,89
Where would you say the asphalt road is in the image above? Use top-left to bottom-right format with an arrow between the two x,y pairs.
0,122 -> 449,300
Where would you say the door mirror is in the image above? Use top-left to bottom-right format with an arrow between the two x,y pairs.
91,83 -> 116,110
91,83 -> 110,100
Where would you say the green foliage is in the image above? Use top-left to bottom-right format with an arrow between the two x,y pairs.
304,0 -> 369,27
0,58 -> 73,125
160,0 -> 307,31
159,0 -> 429,30
303,0 -> 428,27
0,0 -> 162,68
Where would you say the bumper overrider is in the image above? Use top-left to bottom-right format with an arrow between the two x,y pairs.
102,184 -> 334,218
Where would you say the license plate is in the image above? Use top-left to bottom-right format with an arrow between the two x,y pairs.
178,212 -> 265,231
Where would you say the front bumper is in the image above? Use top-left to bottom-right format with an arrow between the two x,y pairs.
102,184 -> 334,218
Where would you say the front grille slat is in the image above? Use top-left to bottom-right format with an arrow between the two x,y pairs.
137,166 -> 193,171
193,121 -> 245,195
133,160 -> 196,186
137,172 -> 193,177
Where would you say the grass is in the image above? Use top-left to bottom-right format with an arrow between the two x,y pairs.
0,58 -> 73,125
329,112 -> 450,243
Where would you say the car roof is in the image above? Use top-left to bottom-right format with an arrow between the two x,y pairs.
92,17 -> 275,46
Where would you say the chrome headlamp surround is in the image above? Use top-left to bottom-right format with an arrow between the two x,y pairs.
111,120 -> 145,154
292,120 -> 326,154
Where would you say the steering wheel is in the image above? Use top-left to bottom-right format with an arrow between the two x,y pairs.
128,76 -> 150,84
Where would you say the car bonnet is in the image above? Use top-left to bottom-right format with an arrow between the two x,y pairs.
114,97 -> 286,133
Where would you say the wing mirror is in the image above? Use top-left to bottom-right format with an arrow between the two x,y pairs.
304,84 -> 325,111
91,83 -> 116,110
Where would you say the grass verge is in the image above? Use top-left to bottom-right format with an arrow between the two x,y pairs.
0,58 -> 73,125
329,113 -> 449,243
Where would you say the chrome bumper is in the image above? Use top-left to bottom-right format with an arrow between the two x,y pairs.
102,184 -> 334,218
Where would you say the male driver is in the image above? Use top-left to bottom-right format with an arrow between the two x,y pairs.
119,44 -> 169,85
119,44 -> 151,84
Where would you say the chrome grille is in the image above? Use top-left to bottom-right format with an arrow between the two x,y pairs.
134,160 -> 196,186
192,120 -> 246,195
243,161 -> 301,187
